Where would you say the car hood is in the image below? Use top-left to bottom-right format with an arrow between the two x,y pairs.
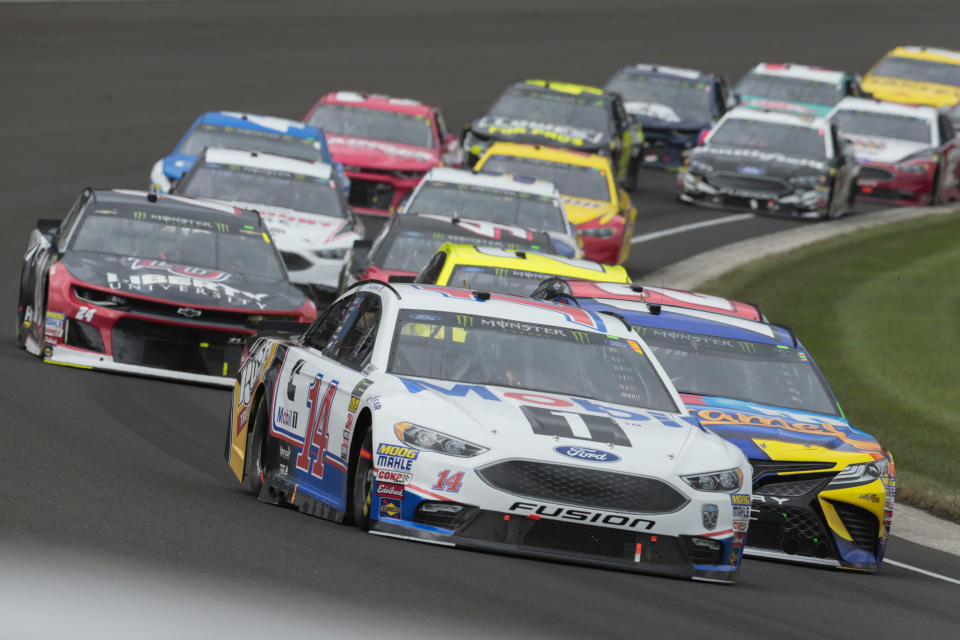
738,96 -> 832,117
326,135 -> 438,171
623,101 -> 710,131
376,376 -> 742,475
690,145 -> 829,178
861,75 -> 960,108
681,393 -> 881,465
212,200 -> 359,251
560,195 -> 618,225
162,152 -> 197,180
61,250 -> 306,311
842,133 -> 933,165
471,115 -> 607,149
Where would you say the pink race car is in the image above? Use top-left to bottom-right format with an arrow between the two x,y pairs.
303,92 -> 462,216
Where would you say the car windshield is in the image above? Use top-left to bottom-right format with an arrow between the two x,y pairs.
442,265 -> 569,296
177,164 -> 346,217
71,206 -> 285,280
377,228 -> 548,272
833,109 -> 933,144
871,56 -> 960,87
488,88 -> 609,132
480,156 -> 610,201
736,74 -> 844,107
709,118 -> 827,158
178,124 -> 326,162
634,326 -> 838,416
389,309 -> 678,412
406,181 -> 567,233
606,72 -> 713,113
305,104 -> 434,148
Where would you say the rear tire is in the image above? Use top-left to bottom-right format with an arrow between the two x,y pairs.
931,167 -> 943,205
350,430 -> 374,531
623,154 -> 640,192
242,392 -> 271,496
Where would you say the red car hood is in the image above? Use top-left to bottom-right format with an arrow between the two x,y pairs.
327,135 -> 438,171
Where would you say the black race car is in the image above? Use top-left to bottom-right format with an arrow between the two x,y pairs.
677,107 -> 860,220
16,189 -> 317,386
605,64 -> 732,169
461,79 -> 645,189
338,212 -> 555,292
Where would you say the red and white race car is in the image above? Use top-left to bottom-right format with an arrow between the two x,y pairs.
829,97 -> 960,205
303,92 -> 462,216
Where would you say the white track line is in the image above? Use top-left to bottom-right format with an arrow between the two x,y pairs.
885,559 -> 960,586
631,213 -> 755,244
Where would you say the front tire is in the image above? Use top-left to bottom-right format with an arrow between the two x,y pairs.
623,154 -> 640,192
242,392 -> 271,496
350,430 -> 374,531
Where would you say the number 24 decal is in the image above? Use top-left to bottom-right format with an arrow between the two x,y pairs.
75,306 -> 96,322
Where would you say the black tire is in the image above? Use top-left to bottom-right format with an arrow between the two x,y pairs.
930,167 -> 943,205
242,392 -> 271,496
623,153 -> 640,192
350,430 -> 374,531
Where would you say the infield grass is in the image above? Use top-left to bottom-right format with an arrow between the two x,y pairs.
702,211 -> 960,521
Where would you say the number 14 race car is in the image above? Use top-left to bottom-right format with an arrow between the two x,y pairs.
226,282 -> 753,583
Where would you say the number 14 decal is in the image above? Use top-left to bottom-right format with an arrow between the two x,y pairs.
432,469 -> 463,493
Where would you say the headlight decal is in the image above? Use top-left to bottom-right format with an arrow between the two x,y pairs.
394,422 -> 488,457
682,468 -> 743,493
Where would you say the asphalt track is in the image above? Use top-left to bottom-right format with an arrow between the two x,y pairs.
1,1 -> 959,637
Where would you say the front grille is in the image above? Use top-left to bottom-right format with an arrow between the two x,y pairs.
747,503 -> 833,558
280,251 -> 312,272
755,475 -> 830,497
706,172 -> 791,196
859,166 -> 896,181
74,286 -> 258,328
830,501 -> 878,554
348,178 -> 395,211
477,460 -> 688,513
521,519 -> 636,559
65,319 -> 104,352
112,318 -> 245,376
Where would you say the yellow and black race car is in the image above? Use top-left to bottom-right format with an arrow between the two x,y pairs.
462,80 -> 645,190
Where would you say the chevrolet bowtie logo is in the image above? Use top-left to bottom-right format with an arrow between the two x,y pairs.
177,307 -> 202,318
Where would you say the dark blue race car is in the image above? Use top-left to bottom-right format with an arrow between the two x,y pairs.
605,64 -> 733,169
149,111 -> 349,194
532,278 -> 895,573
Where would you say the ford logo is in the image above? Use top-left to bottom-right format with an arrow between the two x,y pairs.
554,445 -> 620,463
738,166 -> 766,176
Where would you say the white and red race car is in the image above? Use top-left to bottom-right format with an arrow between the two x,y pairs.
225,282 -> 752,583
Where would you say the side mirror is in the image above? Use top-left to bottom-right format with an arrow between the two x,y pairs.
36,218 -> 61,235
697,129 -> 711,146
725,93 -> 740,110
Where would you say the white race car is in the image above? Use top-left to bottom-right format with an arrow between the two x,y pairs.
225,282 -> 752,583
399,167 -> 583,260
174,147 -> 363,301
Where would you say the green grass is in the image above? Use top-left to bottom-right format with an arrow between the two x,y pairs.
702,212 -> 960,521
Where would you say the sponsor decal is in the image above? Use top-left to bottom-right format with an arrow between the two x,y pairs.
696,409 -> 882,452
274,406 -> 299,430
737,166 -> 766,176
327,135 -> 435,162
702,504 -> 719,530
476,116 -> 604,146
377,482 -> 405,499
371,397 -> 382,410
43,345 -> 53,358
733,519 -> 749,532
623,101 -> 682,124
376,469 -> 412,484
431,469 -> 464,493
376,443 -> 418,471
379,498 -> 402,519
128,258 -> 231,282
106,270 -> 270,309
351,377 -> 373,397
509,502 -> 655,530
731,493 -> 752,521
859,493 -> 881,503
692,145 -> 827,171
348,396 -> 360,413
340,412 -> 354,459
553,445 -> 621,463
44,311 -> 65,338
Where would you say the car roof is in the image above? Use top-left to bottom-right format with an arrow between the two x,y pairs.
749,63 -> 846,85
199,147 -> 334,180
437,243 -> 628,280
355,281 -> 626,335
392,213 -> 552,246
619,63 -> 712,82
421,167 -> 560,198
198,111 -> 319,138
481,141 -> 614,172
536,279 -> 764,321
319,91 -> 434,116
831,96 -> 939,122
721,106 -> 828,129
888,46 -> 960,66
101,189 -> 262,223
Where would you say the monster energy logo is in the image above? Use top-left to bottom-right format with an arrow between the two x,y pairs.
571,330 -> 590,344
433,232 -> 445,240
736,340 -> 757,353
495,267 -> 508,277
216,222 -> 230,232
456,315 -> 474,327
133,211 -> 147,220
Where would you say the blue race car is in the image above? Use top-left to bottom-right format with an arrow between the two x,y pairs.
604,64 -> 732,169
149,111 -> 349,194
533,278 -> 895,573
